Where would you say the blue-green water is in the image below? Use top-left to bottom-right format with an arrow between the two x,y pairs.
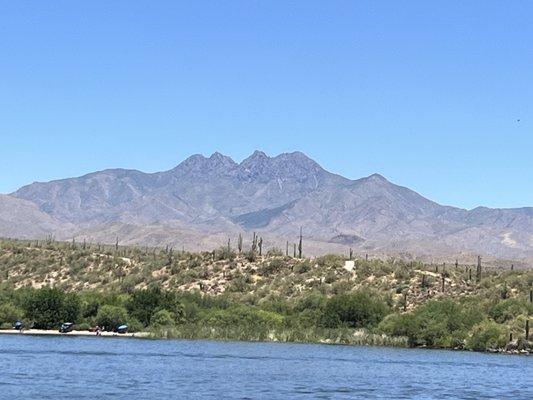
0,335 -> 531,399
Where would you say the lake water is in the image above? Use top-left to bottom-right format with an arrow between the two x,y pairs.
0,335 -> 531,399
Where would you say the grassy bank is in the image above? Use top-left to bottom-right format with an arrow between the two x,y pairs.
148,324 -> 408,347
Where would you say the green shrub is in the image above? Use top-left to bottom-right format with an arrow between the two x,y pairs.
489,298 -> 532,323
293,260 -> 312,274
321,291 -> 389,329
204,306 -> 284,331
316,254 -> 344,269
244,250 -> 257,262
258,259 -> 286,276
382,299 -> 485,348
95,305 -> 128,331
0,303 -> 24,324
75,322 -> 91,331
214,247 -> 236,261
127,318 -> 144,333
150,309 -> 175,327
81,298 -> 101,319
466,321 -> 506,351
378,313 -> 419,346
126,287 -> 181,326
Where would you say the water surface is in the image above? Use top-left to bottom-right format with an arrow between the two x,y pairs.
0,335 -> 531,399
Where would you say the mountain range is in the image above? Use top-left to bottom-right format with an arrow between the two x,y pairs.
2,151 -> 532,264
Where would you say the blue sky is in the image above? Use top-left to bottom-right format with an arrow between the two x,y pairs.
1,1 -> 531,209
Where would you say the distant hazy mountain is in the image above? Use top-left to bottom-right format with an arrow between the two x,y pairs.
5,151 -> 533,261
0,194 -> 70,239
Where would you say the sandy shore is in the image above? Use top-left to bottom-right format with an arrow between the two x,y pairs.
0,329 -> 149,338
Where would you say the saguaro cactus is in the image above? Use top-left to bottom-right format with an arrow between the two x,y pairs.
476,255 -> 482,283
349,248 -> 353,260
238,233 -> 243,254
258,237 -> 263,256
298,227 -> 303,259
166,248 -> 173,266
251,232 -> 257,254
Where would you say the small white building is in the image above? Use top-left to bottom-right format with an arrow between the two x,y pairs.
344,260 -> 355,272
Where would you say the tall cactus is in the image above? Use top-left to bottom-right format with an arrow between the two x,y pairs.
298,227 -> 303,259
238,233 -> 243,254
166,247 -> 173,266
258,237 -> 263,256
251,232 -> 257,254
476,255 -> 482,283
421,274 -> 427,289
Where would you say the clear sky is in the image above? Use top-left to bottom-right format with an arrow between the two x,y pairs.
1,1 -> 531,209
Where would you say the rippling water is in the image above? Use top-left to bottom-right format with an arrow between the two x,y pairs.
0,335 -> 531,399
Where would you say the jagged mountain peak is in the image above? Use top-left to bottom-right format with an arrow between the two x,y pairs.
172,152 -> 237,174
5,150 -> 532,260
239,150 -> 270,168
208,152 -> 237,168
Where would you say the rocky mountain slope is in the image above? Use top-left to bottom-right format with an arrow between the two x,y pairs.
4,151 -> 533,262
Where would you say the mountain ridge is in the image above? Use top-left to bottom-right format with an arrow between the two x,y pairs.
3,150 -> 532,262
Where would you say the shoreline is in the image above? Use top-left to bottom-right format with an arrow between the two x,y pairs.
1,329 -> 530,355
0,329 -> 149,339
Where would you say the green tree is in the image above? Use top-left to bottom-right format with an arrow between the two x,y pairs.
126,287 -> 181,326
0,303 -> 24,325
466,321 -> 506,351
22,288 -> 80,329
150,309 -> 175,327
321,291 -> 389,329
379,313 -> 419,346
489,298 -> 532,323
95,305 -> 128,331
